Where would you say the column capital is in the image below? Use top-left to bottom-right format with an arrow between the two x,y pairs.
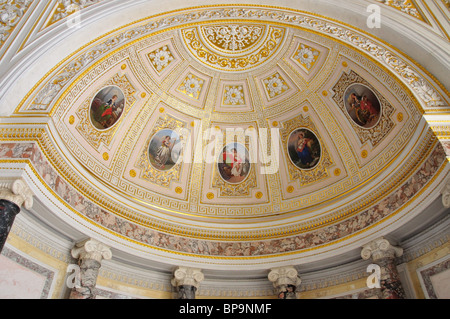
361,237 -> 403,261
0,179 -> 33,209
171,266 -> 204,289
268,266 -> 301,289
71,238 -> 112,263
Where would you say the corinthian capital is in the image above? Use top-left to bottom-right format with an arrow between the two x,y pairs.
361,237 -> 403,262
71,238 -> 112,263
0,179 -> 34,209
268,266 -> 301,289
171,267 -> 204,289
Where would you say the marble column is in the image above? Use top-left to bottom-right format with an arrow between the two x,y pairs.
361,237 -> 406,299
171,267 -> 204,299
268,266 -> 302,299
69,238 -> 112,299
0,179 -> 34,253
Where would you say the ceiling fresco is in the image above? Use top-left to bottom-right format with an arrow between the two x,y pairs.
1,4 -> 449,268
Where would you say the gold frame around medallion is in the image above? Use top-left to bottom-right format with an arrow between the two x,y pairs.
136,114 -> 187,188
75,73 -> 137,150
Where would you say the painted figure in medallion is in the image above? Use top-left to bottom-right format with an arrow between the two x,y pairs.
344,84 -> 381,128
155,135 -> 177,169
148,129 -> 182,171
90,86 -> 125,130
218,143 -> 250,184
288,128 -> 321,169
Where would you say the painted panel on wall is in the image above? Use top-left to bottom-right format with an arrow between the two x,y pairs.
430,268 -> 450,299
0,247 -> 55,299
0,255 -> 47,299
418,257 -> 450,299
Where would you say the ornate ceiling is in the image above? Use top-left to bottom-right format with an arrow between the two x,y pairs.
0,1 -> 449,271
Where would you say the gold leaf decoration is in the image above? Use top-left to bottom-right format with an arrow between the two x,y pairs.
181,24 -> 285,71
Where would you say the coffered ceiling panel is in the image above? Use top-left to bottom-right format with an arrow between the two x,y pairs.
1,3 -> 448,270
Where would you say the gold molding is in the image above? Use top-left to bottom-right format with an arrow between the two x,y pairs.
181,23 -> 286,71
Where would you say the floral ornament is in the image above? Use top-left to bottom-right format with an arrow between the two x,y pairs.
223,85 -> 245,105
203,25 -> 263,51
264,73 -> 288,98
412,79 -> 445,107
293,44 -> 319,70
373,0 -> 423,20
0,0 -> 33,46
178,74 -> 204,99
50,0 -> 104,25
148,46 -> 174,72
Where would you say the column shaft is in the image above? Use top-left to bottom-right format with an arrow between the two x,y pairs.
0,199 -> 20,252
378,257 -> 406,299
176,285 -> 197,299
69,238 -> 112,299
361,237 -> 405,299
0,179 -> 34,253
69,259 -> 102,299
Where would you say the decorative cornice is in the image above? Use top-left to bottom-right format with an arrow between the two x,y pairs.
297,260 -> 369,292
397,215 -> 449,264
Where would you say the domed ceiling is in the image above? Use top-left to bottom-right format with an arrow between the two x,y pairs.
3,3 -> 449,270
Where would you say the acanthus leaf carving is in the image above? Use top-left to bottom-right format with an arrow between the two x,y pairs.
0,0 -> 32,48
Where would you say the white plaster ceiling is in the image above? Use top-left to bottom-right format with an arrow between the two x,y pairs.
0,0 -> 449,273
